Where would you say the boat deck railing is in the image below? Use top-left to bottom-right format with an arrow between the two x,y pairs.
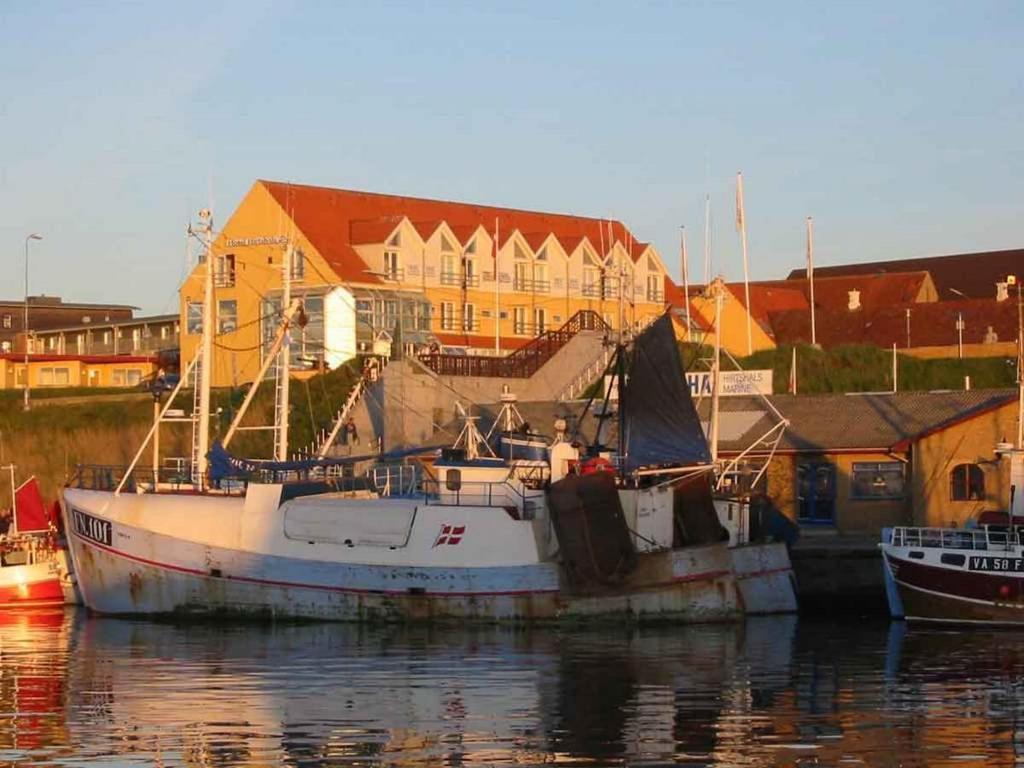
70,464 -> 371,497
420,479 -> 543,519
890,526 -> 1020,550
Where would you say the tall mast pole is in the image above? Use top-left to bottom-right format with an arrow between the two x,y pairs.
195,209 -> 215,486
807,216 -> 816,347
275,242 -> 293,461
681,226 -> 692,342
709,278 -> 723,464
703,194 -> 711,285
736,172 -> 752,355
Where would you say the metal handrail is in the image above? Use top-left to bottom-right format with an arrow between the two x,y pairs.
890,525 -> 1019,550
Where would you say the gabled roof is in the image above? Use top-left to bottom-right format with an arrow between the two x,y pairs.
261,180 -> 642,286
476,389 -> 1017,457
786,248 -> 1024,301
770,297 -> 1022,349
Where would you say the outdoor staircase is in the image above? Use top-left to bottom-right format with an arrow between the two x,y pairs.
293,374 -> 369,459
557,344 -> 615,401
418,310 -> 609,379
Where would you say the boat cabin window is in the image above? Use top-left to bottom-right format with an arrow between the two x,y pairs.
940,553 -> 966,567
446,469 -> 462,491
950,463 -> 985,502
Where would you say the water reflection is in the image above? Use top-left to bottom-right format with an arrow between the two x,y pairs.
2,611 -> 1024,765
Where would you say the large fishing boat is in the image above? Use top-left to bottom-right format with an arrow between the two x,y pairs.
62,214 -> 793,622
881,277 -> 1024,624
1,470 -> 78,608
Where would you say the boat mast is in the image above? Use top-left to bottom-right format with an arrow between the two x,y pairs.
195,209 -> 215,487
274,242 -> 293,461
709,277 -> 724,465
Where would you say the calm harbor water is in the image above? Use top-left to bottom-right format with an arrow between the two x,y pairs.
0,611 -> 1022,767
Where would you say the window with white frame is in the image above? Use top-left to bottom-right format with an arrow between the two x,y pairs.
441,253 -> 458,285
646,274 -> 663,302
532,261 -> 549,293
215,254 -> 236,287
187,302 -> 203,334
513,306 -> 527,335
463,303 -> 476,332
384,250 -> 401,280
513,261 -> 528,291
465,238 -> 477,255
218,300 -> 238,334
39,367 -> 70,387
440,302 -> 455,331
291,249 -> 305,280
533,307 -> 547,334
1,314 -> 11,329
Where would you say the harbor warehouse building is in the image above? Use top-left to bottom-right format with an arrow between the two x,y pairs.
180,181 -> 675,387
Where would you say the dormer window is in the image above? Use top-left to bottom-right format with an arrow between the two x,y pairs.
465,239 -> 477,255
536,246 -> 548,261
514,243 -> 528,261
387,231 -> 401,247
440,234 -> 454,253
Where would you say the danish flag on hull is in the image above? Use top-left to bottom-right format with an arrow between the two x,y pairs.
433,524 -> 466,548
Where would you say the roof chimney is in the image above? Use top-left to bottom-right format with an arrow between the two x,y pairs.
996,282 -> 1009,302
847,289 -> 861,311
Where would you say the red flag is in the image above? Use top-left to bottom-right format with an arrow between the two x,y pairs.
13,477 -> 49,534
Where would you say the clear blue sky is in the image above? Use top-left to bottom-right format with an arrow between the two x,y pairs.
1,1 -> 1021,314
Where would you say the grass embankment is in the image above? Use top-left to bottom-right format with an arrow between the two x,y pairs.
0,364 -> 359,507
680,342 -> 1017,394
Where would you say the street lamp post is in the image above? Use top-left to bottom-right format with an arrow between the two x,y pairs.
23,233 -> 42,412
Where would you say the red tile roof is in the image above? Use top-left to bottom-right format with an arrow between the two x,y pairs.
770,297 -> 1022,349
725,271 -> 933,339
786,248 -> 1024,301
261,181 -> 646,285
349,217 -> 403,245
725,282 -> 809,334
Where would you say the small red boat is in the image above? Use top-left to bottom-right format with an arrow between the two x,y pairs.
0,473 -> 78,608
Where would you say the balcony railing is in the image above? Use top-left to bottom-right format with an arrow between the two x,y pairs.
440,272 -> 481,288
890,526 -> 1019,550
646,289 -> 664,303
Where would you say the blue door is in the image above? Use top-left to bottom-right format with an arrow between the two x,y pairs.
797,462 -> 836,524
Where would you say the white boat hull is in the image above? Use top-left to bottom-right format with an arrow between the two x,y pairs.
63,488 -> 741,623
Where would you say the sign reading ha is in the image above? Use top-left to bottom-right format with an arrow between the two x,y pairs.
605,369 -> 773,401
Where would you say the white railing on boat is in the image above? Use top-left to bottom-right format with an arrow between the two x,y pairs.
890,526 -> 1019,551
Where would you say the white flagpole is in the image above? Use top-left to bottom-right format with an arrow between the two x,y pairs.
494,217 -> 500,355
703,193 -> 711,285
736,171 -> 752,355
807,216 -> 816,347
789,346 -> 797,395
681,226 -> 692,342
